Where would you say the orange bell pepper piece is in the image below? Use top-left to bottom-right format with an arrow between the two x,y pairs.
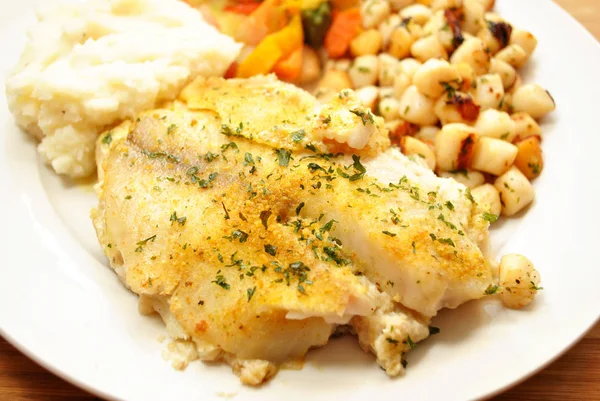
324,7 -> 362,58
274,15 -> 304,57
237,15 -> 304,78
273,46 -> 303,82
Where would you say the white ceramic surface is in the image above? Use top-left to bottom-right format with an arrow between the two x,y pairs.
1,1 -> 599,400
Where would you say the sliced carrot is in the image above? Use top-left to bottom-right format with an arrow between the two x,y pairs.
324,7 -> 362,59
273,46 -> 304,82
224,3 -> 261,15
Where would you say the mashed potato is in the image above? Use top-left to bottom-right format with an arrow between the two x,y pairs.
5,0 -> 241,178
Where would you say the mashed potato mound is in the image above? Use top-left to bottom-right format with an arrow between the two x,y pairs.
6,0 -> 241,178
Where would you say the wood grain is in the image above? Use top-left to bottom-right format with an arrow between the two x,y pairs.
1,1 -> 599,400
1,324 -> 599,400
554,0 -> 600,40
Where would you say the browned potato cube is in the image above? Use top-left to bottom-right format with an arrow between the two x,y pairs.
514,137 -> 544,180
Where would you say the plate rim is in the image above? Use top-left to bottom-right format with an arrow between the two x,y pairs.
1,1 -> 600,400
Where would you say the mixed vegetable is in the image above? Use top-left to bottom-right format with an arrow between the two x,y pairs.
190,0 -> 556,221
192,0 -> 363,83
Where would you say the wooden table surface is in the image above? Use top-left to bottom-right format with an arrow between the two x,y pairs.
1,1 -> 599,400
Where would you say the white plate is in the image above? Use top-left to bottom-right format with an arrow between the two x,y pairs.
1,1 -> 599,400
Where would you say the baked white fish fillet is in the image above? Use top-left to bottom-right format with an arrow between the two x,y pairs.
92,75 -> 496,384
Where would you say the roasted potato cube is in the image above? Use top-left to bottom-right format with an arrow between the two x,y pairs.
471,137 -> 517,176
494,166 -> 535,216
513,136 -> 544,180
435,123 -> 478,171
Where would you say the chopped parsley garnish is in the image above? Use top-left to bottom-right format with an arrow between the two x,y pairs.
204,152 -> 219,162
337,155 -> 366,181
404,335 -> 416,349
321,244 -> 349,266
135,235 -> 157,252
275,148 -> 292,167
264,244 -> 277,256
102,133 -> 112,145
260,210 -> 272,229
247,286 -> 257,302
438,237 -> 455,247
465,188 -> 475,203
244,152 -> 255,165
445,201 -> 455,211
220,142 -> 239,152
382,230 -> 397,237
307,163 -> 326,173
141,149 -> 180,163
316,219 -> 337,240
274,261 -> 313,292
136,235 -> 156,246
386,337 -> 399,345
322,220 -> 336,232
296,202 -> 305,216
349,109 -> 375,125
412,241 -> 416,254
485,284 -> 500,295
437,213 -> 453,226
440,80 -> 459,99
170,211 -> 187,226
306,143 -> 318,152
212,274 -> 230,290
291,129 -> 306,143
429,326 -> 441,335
529,163 -> 541,175
350,154 -> 366,179
167,124 -> 177,135
232,230 -> 249,243
482,212 -> 499,223
221,124 -> 242,137
530,283 -> 544,291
